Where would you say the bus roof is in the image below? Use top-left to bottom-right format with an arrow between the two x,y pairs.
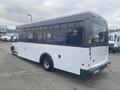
17,12 -> 106,29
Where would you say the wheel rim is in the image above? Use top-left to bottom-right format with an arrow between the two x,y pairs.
43,59 -> 50,69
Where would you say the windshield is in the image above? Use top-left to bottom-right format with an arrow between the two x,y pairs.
90,23 -> 108,45
109,35 -> 114,41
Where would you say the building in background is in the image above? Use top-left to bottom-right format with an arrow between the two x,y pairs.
0,25 -> 7,36
6,28 -> 17,37
0,25 -> 18,41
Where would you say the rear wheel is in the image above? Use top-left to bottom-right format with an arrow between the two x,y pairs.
112,50 -> 116,53
42,56 -> 53,71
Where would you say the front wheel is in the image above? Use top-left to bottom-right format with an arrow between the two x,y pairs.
42,57 -> 53,71
11,46 -> 16,55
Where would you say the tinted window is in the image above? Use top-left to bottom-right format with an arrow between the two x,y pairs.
53,29 -> 66,44
43,29 -> 52,43
19,28 -> 28,42
66,27 -> 83,46
54,24 -> 60,29
18,22 -> 85,46
43,26 -> 48,30
35,27 -> 39,30
37,30 -> 42,42
114,35 -> 117,42
76,22 -> 83,27
91,23 -> 107,45
27,29 -> 34,42
60,23 -> 66,29
39,26 -> 43,30
48,25 -> 52,30
67,22 -> 76,28
109,35 -> 114,41
117,36 -> 120,42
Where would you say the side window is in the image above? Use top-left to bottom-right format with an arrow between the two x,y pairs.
66,27 -> 83,46
43,32 -> 52,40
18,29 -> 22,41
67,22 -> 76,28
32,27 -> 40,43
43,25 -> 52,43
53,24 -> 60,29
37,30 -> 42,43
37,26 -> 43,42
43,31 -> 52,43
19,28 -> 28,42
60,23 -> 66,29
42,31 -> 47,41
52,29 -> 66,44
28,33 -> 33,39
76,21 -> 83,27
114,35 -> 117,42
43,26 -> 48,30
117,36 -> 120,42
27,28 -> 34,42
47,33 -> 52,39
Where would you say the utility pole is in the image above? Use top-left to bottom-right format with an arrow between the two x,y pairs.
27,13 -> 32,23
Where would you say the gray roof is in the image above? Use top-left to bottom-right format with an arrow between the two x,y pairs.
17,12 -> 106,29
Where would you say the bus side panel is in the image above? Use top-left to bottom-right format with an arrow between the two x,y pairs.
90,46 -> 108,69
13,42 -> 90,75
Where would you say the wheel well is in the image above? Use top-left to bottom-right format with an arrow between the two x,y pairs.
40,53 -> 53,66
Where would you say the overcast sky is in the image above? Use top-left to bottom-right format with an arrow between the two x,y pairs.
0,0 -> 120,29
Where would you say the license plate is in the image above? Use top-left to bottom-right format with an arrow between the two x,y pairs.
94,70 -> 100,74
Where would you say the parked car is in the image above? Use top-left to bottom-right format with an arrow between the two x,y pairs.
11,36 -> 17,42
109,31 -> 120,53
1,35 -> 11,41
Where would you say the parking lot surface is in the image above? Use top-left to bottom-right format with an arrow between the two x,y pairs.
0,42 -> 120,90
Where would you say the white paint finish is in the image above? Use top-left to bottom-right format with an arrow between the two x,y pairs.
11,42 -> 109,75
90,46 -> 108,69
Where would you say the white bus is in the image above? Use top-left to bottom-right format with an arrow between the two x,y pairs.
109,31 -> 120,53
11,12 -> 111,77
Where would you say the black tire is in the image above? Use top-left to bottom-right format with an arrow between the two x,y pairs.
109,49 -> 112,53
11,46 -> 16,55
42,56 -> 53,71
112,50 -> 116,53
109,48 -> 113,53
118,48 -> 120,52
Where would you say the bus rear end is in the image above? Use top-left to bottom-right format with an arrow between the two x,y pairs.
80,14 -> 111,77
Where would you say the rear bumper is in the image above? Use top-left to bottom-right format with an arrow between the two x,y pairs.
80,61 -> 111,77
